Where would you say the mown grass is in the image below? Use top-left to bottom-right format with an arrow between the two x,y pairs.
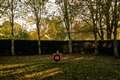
0,55 -> 120,80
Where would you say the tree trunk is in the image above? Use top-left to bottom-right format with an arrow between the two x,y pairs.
113,40 -> 119,57
36,21 -> 41,55
37,31 -> 41,55
11,0 -> 15,56
94,7 -> 98,55
113,0 -> 119,58
64,0 -> 72,54
38,40 -> 41,55
37,13 -> 41,55
87,0 -> 98,55
93,25 -> 98,55
68,31 -> 72,54
104,0 -> 112,40
11,39 -> 15,56
106,18 -> 112,40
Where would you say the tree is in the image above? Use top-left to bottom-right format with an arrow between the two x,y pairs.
0,0 -> 10,17
46,16 -> 66,40
62,0 -> 72,53
24,0 -> 48,55
1,0 -> 18,55
96,0 -> 105,40
72,21 -> 94,40
85,0 -> 120,56
100,0 -> 120,57
0,21 -> 12,39
112,0 -> 120,57
28,31 -> 38,40
85,0 -> 99,54
8,0 -> 18,56
0,21 -> 29,40
102,0 -> 113,40
56,0 -> 74,53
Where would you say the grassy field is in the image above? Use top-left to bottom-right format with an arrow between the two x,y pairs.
0,55 -> 120,80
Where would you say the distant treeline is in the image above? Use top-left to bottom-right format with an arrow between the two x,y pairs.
0,40 -> 119,56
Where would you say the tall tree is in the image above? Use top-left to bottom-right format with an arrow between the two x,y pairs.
102,0 -> 113,40
11,0 -> 15,55
86,0 -> 99,54
2,0 -> 18,55
62,0 -> 72,53
86,0 -> 120,56
56,0 -> 78,53
96,0 -> 105,40
112,0 -> 119,57
101,0 -> 120,57
24,0 -> 47,55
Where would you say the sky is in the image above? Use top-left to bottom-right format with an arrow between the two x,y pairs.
0,0 -> 58,31
49,0 -> 55,2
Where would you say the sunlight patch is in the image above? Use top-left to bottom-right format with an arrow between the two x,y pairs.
24,67 -> 63,78
41,71 -> 63,79
63,56 -> 72,60
73,57 -> 84,61
0,64 -> 26,70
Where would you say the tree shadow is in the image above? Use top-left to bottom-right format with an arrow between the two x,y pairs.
24,67 -> 63,80
0,63 -> 48,80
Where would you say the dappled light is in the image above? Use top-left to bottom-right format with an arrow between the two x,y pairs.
73,57 -> 84,61
0,55 -> 120,80
0,63 -> 49,79
62,55 -> 96,62
73,56 -> 95,61
0,0 -> 120,79
41,71 -> 63,79
24,67 -> 63,79
0,55 -> 49,64
8,64 -> 42,74
63,56 -> 73,60
0,63 -> 26,70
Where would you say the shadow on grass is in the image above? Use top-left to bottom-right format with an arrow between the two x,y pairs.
0,62 -> 45,71
1,55 -> 120,80
24,67 -> 63,79
0,60 -> 64,80
0,67 -> 63,80
0,63 -> 48,79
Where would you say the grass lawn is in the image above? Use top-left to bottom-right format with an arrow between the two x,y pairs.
0,54 -> 120,80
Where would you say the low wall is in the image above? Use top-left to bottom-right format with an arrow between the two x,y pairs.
0,40 -> 119,56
